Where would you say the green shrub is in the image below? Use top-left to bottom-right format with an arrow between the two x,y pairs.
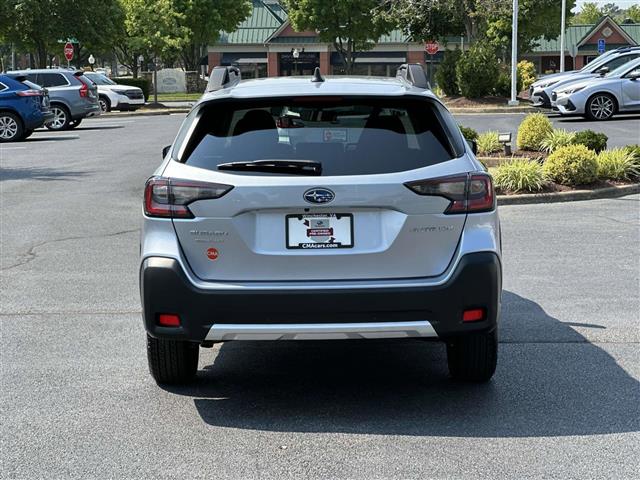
596,148 -> 640,181
493,159 -> 548,193
494,68 -> 511,97
456,42 -> 500,98
477,131 -> 502,154
517,113 -> 553,151
459,125 -> 478,142
517,60 -> 537,92
112,77 -> 150,100
435,48 -> 461,96
623,144 -> 640,161
540,129 -> 576,153
543,144 -> 598,186
572,130 -> 608,153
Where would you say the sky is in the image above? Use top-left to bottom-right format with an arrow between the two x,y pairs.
573,0 -> 638,11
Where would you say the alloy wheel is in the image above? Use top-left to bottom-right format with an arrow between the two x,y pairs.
49,107 -> 67,129
0,115 -> 19,140
99,98 -> 109,112
589,95 -> 614,120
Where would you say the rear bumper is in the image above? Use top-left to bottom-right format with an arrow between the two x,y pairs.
140,252 -> 502,343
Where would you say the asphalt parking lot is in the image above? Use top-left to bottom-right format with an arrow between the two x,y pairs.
1,114 -> 639,479
458,112 -> 640,148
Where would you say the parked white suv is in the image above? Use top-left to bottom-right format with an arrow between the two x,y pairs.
83,72 -> 145,112
140,66 -> 502,385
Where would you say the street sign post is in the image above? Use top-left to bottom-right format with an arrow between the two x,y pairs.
598,39 -> 606,54
424,41 -> 439,87
64,42 -> 74,66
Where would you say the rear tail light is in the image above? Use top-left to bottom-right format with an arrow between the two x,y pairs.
405,173 -> 495,214
79,82 -> 89,97
144,177 -> 233,219
16,89 -> 43,97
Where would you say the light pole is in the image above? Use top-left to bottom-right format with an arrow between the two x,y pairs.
508,0 -> 520,106
560,0 -> 567,72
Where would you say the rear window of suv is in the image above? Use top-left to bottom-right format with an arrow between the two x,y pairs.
175,96 -> 465,176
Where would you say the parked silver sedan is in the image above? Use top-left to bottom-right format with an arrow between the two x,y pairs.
553,58 -> 640,120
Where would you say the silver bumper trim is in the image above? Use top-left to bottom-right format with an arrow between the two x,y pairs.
206,321 -> 438,341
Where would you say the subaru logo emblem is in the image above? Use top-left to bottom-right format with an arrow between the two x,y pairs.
304,188 -> 335,204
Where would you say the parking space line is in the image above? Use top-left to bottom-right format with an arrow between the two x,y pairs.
0,146 -> 27,150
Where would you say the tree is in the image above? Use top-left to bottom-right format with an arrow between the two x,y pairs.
2,0 -> 64,68
626,5 -> 640,23
1,0 -> 123,69
175,0 -> 251,72
283,0 -> 394,74
120,0 -> 189,102
483,0 -> 577,56
389,0 -> 575,55
571,2 -> 602,24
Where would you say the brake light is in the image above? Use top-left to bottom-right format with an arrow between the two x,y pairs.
79,82 -> 88,97
144,177 -> 233,218
16,89 -> 42,97
404,173 -> 495,214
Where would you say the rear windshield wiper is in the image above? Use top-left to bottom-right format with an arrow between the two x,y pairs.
217,159 -> 322,176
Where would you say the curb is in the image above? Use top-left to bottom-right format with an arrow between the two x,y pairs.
102,109 -> 190,118
450,107 -> 537,114
497,183 -> 640,205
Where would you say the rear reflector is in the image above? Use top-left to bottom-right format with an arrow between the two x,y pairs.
404,173 -> 495,214
158,314 -> 181,327
144,176 -> 233,219
462,308 -> 485,322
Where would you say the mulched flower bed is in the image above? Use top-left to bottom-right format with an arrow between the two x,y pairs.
496,179 -> 634,196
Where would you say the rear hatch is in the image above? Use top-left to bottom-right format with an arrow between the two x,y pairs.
159,95 -> 479,282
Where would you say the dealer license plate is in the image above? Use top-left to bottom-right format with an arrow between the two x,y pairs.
286,213 -> 354,249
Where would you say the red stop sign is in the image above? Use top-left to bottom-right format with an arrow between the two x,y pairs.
64,42 -> 74,61
425,41 -> 439,55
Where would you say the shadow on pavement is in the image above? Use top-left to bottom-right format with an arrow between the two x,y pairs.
0,166 -> 91,181
164,291 -> 639,438
73,126 -> 124,131
556,114 -> 640,123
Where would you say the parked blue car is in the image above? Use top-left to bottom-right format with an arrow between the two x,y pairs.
0,74 -> 53,142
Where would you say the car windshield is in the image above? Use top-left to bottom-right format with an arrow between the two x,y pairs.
84,73 -> 116,85
175,96 -> 465,176
580,51 -> 614,72
606,59 -> 640,77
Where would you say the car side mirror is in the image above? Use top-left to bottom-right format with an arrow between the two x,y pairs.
627,71 -> 640,81
162,145 -> 171,158
596,66 -> 609,76
468,139 -> 478,155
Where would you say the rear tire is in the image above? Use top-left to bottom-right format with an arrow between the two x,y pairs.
46,105 -> 71,130
147,334 -> 199,384
99,96 -> 111,113
446,330 -> 498,382
0,112 -> 23,142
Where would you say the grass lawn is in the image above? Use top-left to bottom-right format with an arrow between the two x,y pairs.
149,93 -> 202,102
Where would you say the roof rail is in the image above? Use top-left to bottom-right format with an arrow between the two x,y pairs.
396,63 -> 431,90
205,66 -> 241,92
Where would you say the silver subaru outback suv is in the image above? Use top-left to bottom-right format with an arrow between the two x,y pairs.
140,65 -> 502,384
